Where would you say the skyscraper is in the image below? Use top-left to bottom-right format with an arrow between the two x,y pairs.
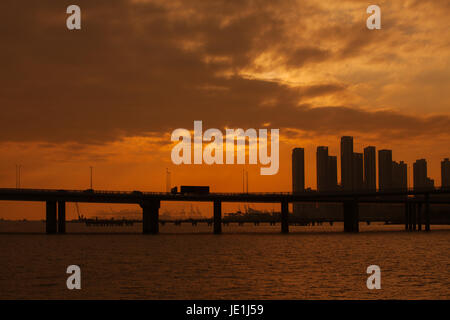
352,153 -> 364,191
292,148 -> 305,193
442,158 -> 450,188
316,147 -> 338,192
364,146 -> 376,190
413,159 -> 434,190
378,149 -> 393,190
328,155 -> 338,191
392,160 -> 407,190
413,159 -> 427,189
341,136 -> 354,190
316,146 -> 329,192
292,148 -> 305,216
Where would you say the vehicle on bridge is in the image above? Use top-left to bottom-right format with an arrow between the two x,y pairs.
172,186 -> 210,195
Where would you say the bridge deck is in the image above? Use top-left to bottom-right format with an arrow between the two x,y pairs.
1,188 -> 448,234
0,188 -> 449,204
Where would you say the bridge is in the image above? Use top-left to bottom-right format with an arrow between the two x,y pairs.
1,187 -> 449,234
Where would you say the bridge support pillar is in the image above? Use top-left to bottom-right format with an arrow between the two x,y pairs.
424,194 -> 430,232
417,203 -> 422,231
57,201 -> 66,234
412,203 -> 417,231
404,202 -> 409,231
343,200 -> 359,233
141,200 -> 160,234
213,200 -> 222,234
410,203 -> 415,231
406,202 -> 414,231
281,200 -> 289,234
46,201 -> 57,234
404,202 -> 408,231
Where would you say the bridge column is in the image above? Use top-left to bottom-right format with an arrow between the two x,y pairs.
417,203 -> 422,231
57,201 -> 66,234
46,201 -> 57,234
412,203 -> 417,231
410,203 -> 415,231
407,202 -> 413,231
281,200 -> 289,234
424,194 -> 430,232
343,200 -> 359,233
213,200 -> 222,234
141,200 -> 160,234
404,202 -> 409,231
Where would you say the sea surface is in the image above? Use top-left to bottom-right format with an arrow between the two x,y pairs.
0,221 -> 449,299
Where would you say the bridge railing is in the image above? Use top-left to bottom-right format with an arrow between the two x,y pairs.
1,187 -> 450,197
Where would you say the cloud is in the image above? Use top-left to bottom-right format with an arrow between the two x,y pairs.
0,0 -> 449,147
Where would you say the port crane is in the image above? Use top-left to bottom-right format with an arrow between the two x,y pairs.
75,202 -> 85,222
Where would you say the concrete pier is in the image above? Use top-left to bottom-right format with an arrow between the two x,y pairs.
404,201 -> 409,231
343,200 -> 359,233
213,200 -> 222,234
141,200 -> 160,234
417,203 -> 422,231
57,201 -> 66,234
46,201 -> 57,234
425,194 -> 430,231
409,203 -> 415,231
405,202 -> 416,231
281,201 -> 289,233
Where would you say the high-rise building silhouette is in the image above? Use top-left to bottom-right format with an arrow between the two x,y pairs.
392,160 -> 407,190
328,155 -> 338,191
352,153 -> 364,191
292,148 -> 305,216
292,148 -> 305,193
317,146 -> 338,191
341,136 -> 354,190
317,146 -> 329,192
442,158 -> 450,188
378,149 -> 393,190
364,146 -> 376,190
413,159 -> 426,189
413,159 -> 434,190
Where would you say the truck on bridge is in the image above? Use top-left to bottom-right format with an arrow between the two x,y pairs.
171,186 -> 210,195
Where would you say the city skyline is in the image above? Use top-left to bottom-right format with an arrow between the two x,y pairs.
1,134 -> 449,220
292,136 -> 449,194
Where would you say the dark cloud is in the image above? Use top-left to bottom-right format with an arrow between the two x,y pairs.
0,0 -> 448,146
285,47 -> 330,68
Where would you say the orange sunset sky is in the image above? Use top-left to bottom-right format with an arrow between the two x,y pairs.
0,0 -> 449,219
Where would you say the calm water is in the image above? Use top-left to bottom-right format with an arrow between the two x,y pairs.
0,221 -> 449,299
